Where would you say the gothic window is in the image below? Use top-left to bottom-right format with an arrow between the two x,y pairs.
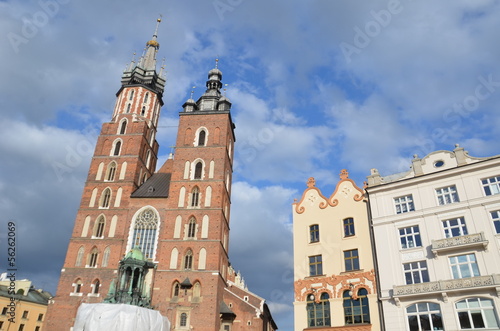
73,279 -> 83,293
180,313 -> 188,327
119,120 -> 127,134
191,187 -> 200,207
132,208 -> 159,259
306,292 -> 331,327
144,93 -> 149,103
102,247 -> 110,267
129,90 -> 134,100
184,250 -> 193,270
146,150 -> 151,169
100,188 -> 111,208
343,288 -> 370,324
141,106 -> 146,116
173,283 -> 180,297
198,130 -> 206,146
94,216 -> 105,237
126,104 -> 131,113
193,282 -> 201,297
88,247 -> 98,267
75,246 -> 84,267
106,162 -> 117,181
194,162 -> 203,179
112,140 -> 122,156
92,279 -> 100,294
188,218 -> 196,238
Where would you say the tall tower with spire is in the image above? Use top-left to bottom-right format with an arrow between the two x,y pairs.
45,20 -> 277,331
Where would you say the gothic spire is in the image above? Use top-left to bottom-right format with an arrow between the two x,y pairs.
139,16 -> 162,71
120,16 -> 166,95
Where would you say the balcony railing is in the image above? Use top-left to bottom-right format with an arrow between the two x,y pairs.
431,232 -> 488,256
393,274 -> 500,298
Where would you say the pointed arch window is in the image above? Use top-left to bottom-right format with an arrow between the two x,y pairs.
198,130 -> 206,146
119,120 -> 127,134
191,187 -> 200,207
88,247 -> 99,267
94,216 -> 105,237
194,162 -> 203,179
106,162 -> 117,181
307,292 -> 331,327
144,93 -> 149,103
132,208 -> 159,259
146,150 -> 151,169
92,279 -> 100,294
76,247 -> 84,267
173,283 -> 180,297
102,247 -> 110,267
193,282 -> 201,298
100,188 -> 111,208
129,90 -> 134,100
113,140 -> 122,156
73,279 -> 83,294
141,106 -> 146,116
184,250 -> 193,270
343,288 -> 370,324
126,104 -> 131,113
188,218 -> 196,238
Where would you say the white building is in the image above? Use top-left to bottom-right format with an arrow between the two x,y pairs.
366,145 -> 500,330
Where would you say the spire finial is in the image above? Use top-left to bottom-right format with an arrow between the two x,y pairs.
190,86 -> 196,99
223,84 -> 228,96
154,15 -> 162,37
215,58 -> 219,69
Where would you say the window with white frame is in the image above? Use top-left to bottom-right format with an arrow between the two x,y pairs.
399,226 -> 422,249
442,217 -> 468,238
491,210 -> 500,234
449,254 -> 479,279
403,261 -> 429,284
406,302 -> 443,331
456,298 -> 499,329
436,185 -> 459,205
394,195 -> 415,214
482,175 -> 500,196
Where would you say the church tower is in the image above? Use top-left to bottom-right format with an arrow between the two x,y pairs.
45,20 -> 276,331
44,18 -> 166,330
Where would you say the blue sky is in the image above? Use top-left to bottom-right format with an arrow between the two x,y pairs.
1,1 -> 500,330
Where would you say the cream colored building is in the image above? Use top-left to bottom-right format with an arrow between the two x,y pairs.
0,276 -> 51,331
366,145 -> 500,330
293,170 -> 380,331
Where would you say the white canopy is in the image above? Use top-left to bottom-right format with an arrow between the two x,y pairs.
73,303 -> 170,331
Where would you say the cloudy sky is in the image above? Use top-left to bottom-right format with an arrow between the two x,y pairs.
1,0 -> 500,329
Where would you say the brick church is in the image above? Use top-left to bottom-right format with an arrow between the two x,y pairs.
45,19 -> 277,331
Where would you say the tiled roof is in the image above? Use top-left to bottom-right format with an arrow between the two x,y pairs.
131,173 -> 171,198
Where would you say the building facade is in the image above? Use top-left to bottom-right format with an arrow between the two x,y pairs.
366,145 -> 500,330
0,276 -> 51,331
45,21 -> 276,331
293,170 -> 380,331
